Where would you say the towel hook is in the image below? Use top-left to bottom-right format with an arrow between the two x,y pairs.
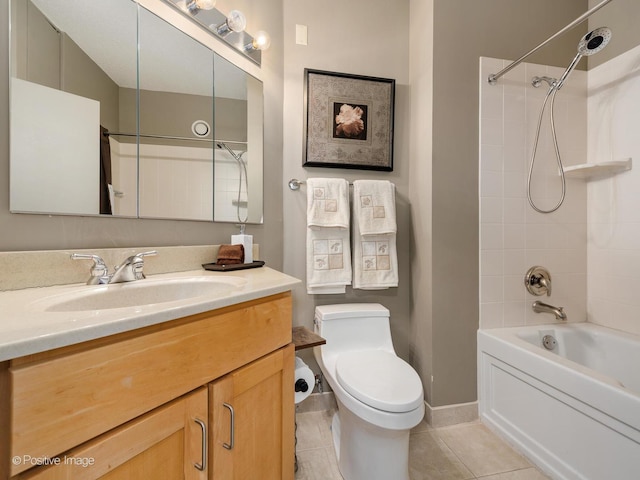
288,179 -> 305,190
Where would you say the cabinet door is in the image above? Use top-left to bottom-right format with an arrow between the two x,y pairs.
18,388 -> 208,480
210,344 -> 295,480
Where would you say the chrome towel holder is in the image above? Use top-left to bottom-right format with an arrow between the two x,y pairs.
288,179 -> 305,190
288,178 -> 355,191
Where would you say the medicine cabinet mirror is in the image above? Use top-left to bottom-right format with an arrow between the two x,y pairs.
9,0 -> 264,224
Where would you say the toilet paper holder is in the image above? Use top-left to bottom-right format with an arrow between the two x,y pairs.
294,356 -> 315,404
291,326 -> 326,405
295,377 -> 310,394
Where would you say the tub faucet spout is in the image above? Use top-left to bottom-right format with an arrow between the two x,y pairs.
532,301 -> 567,321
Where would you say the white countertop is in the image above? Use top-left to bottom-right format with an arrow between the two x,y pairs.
0,267 -> 301,362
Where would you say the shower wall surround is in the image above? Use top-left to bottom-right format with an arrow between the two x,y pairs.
587,44 -> 640,336
479,57 -> 588,329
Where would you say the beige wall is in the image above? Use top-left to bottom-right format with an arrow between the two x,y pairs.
0,0 -> 284,270
426,0 -> 588,407
588,0 -> 640,68
408,0 -> 434,404
281,0 -> 411,374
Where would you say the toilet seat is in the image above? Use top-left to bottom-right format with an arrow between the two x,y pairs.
335,350 -> 423,413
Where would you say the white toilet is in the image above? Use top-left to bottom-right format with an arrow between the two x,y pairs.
313,303 -> 424,480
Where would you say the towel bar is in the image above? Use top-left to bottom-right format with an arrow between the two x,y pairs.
288,178 -> 354,191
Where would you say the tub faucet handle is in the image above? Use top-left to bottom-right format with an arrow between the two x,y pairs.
537,276 -> 551,296
525,266 -> 552,296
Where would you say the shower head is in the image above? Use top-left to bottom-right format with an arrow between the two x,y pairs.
555,26 -> 612,90
577,27 -> 612,56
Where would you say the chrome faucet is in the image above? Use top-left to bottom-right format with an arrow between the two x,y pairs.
109,251 -> 158,283
532,301 -> 567,321
71,251 -> 157,285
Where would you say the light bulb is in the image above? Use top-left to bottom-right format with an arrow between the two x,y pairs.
215,10 -> 246,35
195,0 -> 216,10
226,10 -> 246,33
182,0 -> 216,15
249,30 -> 271,51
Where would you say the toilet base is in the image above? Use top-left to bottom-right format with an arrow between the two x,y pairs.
331,404 -> 411,480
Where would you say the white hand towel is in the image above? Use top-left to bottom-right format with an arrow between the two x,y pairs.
352,183 -> 398,290
306,227 -> 352,294
307,178 -> 350,229
353,180 -> 397,235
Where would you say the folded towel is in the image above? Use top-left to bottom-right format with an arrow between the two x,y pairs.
307,178 -> 350,229
307,285 -> 347,295
306,226 -> 352,294
216,244 -> 244,265
353,180 -> 397,235
352,184 -> 398,289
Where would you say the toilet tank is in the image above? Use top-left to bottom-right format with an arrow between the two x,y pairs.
314,303 -> 395,353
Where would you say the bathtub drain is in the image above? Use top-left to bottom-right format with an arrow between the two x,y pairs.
542,335 -> 557,350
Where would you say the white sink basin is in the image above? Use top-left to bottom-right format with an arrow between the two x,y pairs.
38,276 -> 247,312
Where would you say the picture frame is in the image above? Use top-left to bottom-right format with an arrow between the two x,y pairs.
303,68 -> 395,171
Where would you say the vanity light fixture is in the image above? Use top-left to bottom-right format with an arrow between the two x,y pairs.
214,10 -> 246,35
164,0 -> 268,66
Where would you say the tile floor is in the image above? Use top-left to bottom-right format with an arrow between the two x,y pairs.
294,410 -> 551,480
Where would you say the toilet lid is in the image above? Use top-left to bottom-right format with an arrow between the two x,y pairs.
335,350 -> 423,413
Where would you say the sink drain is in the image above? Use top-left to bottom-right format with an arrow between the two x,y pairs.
542,334 -> 557,350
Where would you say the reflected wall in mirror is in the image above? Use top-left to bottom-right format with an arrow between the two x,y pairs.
9,0 -> 137,216
9,0 -> 265,223
213,54 -> 263,224
136,7 -> 214,221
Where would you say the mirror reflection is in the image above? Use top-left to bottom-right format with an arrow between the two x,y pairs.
9,0 -> 137,216
9,0 -> 264,223
136,7 -> 214,221
213,54 -> 263,224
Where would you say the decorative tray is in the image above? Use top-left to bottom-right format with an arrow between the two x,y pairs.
202,260 -> 265,272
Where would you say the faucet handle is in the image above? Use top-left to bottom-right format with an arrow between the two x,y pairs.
135,250 -> 158,259
130,250 -> 158,280
524,266 -> 552,297
71,253 -> 109,285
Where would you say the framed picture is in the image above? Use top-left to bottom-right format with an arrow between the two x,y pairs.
303,69 -> 395,171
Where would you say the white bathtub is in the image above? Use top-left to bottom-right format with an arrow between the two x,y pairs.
478,322 -> 640,480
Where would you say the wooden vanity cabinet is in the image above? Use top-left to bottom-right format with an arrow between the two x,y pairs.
5,292 -> 295,480
210,344 -> 295,480
17,387 -> 209,480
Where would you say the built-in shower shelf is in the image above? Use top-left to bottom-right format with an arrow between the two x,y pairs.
563,158 -> 632,179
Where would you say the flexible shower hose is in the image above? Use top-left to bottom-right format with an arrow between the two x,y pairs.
527,84 -> 566,214
234,152 -> 249,223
